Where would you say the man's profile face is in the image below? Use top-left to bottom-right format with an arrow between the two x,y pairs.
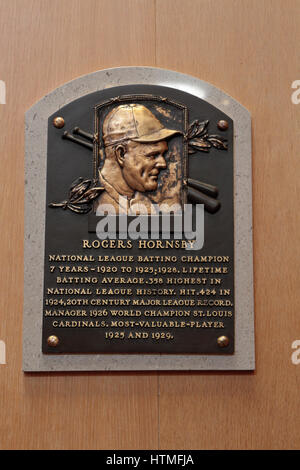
122,140 -> 168,192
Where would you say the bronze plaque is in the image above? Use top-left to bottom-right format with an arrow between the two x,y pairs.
42,84 -> 234,355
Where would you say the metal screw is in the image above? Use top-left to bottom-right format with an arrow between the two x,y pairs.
53,116 -> 65,129
217,335 -> 229,348
47,335 -> 59,347
217,120 -> 228,131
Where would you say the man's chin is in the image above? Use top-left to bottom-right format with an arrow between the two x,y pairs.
144,181 -> 158,192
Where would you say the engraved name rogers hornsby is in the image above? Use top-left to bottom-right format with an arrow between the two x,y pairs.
96,104 -> 181,214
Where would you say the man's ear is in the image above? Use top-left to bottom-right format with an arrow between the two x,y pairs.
115,144 -> 126,168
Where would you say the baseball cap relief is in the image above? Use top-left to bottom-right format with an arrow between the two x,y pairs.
102,104 -> 180,147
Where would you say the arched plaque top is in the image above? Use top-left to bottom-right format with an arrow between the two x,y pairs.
26,66 -> 250,123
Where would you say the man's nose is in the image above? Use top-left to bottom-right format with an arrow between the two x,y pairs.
155,155 -> 167,169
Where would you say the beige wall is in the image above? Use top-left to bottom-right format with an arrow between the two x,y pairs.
0,0 -> 299,449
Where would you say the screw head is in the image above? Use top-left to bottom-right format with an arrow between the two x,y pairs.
47,335 -> 59,347
217,120 -> 228,131
53,116 -> 65,129
217,335 -> 229,348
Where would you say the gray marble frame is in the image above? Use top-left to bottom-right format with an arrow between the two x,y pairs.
23,67 -> 254,371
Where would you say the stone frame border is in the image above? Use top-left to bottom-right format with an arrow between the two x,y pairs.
23,67 -> 254,371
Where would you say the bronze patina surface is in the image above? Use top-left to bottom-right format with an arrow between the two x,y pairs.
43,84 -> 234,355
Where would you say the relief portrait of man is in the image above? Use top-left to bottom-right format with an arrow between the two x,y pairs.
95,104 -> 183,214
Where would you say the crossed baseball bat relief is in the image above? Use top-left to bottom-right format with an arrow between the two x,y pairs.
61,118 -> 227,215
